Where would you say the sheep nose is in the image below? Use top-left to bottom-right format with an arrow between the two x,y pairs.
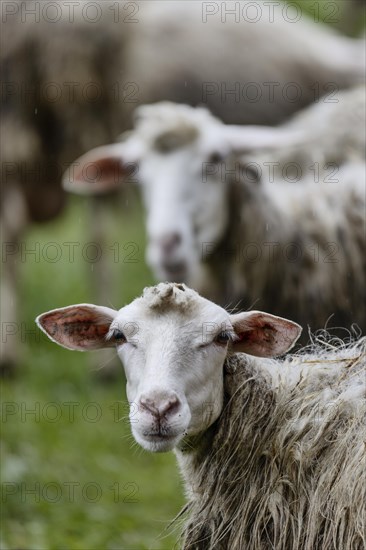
139,393 -> 181,419
159,233 -> 182,255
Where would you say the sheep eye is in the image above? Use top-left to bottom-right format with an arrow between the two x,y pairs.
215,332 -> 230,345
208,151 -> 224,164
112,329 -> 126,343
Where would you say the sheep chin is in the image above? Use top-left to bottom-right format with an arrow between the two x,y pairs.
133,430 -> 182,453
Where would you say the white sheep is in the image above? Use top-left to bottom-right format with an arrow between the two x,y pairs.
36,282 -> 366,549
123,1 -> 366,126
63,88 -> 366,337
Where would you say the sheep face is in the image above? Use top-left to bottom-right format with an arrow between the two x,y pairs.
63,103 -> 236,287
138,141 -> 229,287
113,285 -> 237,452
64,102 -> 301,290
129,104 -> 235,287
37,283 -> 301,453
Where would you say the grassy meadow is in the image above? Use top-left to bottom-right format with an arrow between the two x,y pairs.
1,194 -> 184,549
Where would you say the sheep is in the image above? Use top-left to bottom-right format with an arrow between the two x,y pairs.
63,88 -> 366,337
2,1 -> 365,372
36,282 -> 366,550
122,1 -> 366,126
1,2 -> 124,372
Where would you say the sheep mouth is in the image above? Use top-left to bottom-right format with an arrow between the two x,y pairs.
143,430 -> 179,442
145,433 -> 176,441
161,261 -> 187,281
138,431 -> 183,452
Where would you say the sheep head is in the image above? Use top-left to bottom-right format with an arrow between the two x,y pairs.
37,283 -> 301,453
63,102 -> 299,290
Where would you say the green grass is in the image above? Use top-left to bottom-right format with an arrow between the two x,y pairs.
290,0 -> 365,36
1,194 -> 184,549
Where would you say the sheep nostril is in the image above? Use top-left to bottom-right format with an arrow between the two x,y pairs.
139,394 -> 181,419
159,233 -> 182,255
139,396 -> 159,418
159,395 -> 180,417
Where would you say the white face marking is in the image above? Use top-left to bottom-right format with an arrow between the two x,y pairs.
140,150 -> 228,283
113,292 -> 232,452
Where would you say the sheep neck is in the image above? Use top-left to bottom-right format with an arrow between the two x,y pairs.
204,179 -> 290,309
174,354 -> 274,499
176,343 -> 366,549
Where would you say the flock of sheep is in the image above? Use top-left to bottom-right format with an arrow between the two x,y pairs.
3,1 -> 366,548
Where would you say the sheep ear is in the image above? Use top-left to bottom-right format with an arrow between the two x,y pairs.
62,144 -> 139,195
224,125 -> 304,153
230,311 -> 302,357
36,304 -> 117,351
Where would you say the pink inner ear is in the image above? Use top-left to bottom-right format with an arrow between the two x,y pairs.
41,307 -> 112,351
238,324 -> 275,345
73,157 -> 127,190
238,313 -> 277,342
232,311 -> 302,357
236,324 -> 277,357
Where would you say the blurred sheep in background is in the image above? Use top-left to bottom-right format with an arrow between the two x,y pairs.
65,88 -> 366,338
1,0 -> 365,370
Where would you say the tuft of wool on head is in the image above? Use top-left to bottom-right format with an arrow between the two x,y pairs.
142,282 -> 200,312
